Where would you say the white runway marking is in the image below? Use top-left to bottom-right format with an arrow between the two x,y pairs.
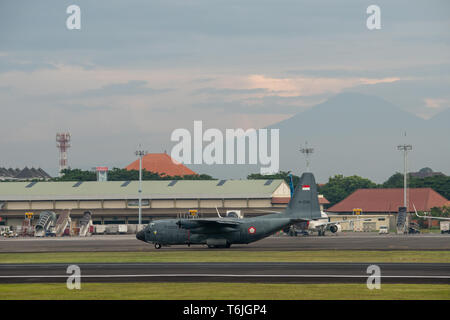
0,274 -> 449,279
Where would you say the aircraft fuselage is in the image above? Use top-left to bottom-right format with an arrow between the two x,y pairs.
137,217 -> 292,248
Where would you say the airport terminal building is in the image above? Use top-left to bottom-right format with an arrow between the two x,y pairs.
0,179 -> 294,227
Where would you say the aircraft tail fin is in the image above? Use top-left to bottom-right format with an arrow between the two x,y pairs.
283,172 -> 322,220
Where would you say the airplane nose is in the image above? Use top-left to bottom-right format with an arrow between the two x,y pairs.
136,229 -> 146,241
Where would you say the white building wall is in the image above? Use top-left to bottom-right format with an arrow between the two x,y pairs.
151,199 -> 175,208
103,200 -> 126,209
248,199 -> 272,208
175,200 -> 198,208
30,201 -> 53,210
79,201 -> 102,209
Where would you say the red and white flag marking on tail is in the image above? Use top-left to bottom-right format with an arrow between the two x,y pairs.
302,185 -> 311,191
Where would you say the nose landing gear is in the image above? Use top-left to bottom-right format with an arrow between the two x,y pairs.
154,243 -> 162,249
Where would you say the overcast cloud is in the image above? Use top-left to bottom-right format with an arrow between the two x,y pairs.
0,0 -> 449,179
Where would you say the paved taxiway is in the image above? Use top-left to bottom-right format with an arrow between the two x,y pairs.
1,233 -> 449,252
0,262 -> 448,284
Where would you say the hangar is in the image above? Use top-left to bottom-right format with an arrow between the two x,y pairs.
0,179 -> 294,227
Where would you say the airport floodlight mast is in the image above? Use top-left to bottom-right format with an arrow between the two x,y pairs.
300,141 -> 314,172
135,145 -> 148,232
56,132 -> 71,177
397,143 -> 412,208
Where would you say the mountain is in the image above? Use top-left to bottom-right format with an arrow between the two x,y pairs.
267,92 -> 450,183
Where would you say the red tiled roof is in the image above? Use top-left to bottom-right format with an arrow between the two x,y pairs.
327,188 -> 448,213
125,153 -> 197,177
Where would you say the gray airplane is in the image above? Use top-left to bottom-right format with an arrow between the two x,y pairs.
136,172 -> 322,249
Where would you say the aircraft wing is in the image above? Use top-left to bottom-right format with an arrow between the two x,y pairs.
176,218 -> 243,231
253,209 -> 283,214
308,219 -> 370,229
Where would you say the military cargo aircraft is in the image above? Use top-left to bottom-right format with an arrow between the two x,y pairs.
293,211 -> 369,236
136,172 -> 322,249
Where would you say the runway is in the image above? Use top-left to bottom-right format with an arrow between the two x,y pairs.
1,233 -> 449,252
0,262 -> 448,284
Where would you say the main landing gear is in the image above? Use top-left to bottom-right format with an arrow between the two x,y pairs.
154,243 -> 161,249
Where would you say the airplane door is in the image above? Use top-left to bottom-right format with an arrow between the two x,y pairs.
177,228 -> 189,243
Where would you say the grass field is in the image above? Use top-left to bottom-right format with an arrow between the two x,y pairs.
0,250 -> 449,264
0,282 -> 448,300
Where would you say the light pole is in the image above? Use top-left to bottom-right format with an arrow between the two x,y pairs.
397,144 -> 412,208
135,146 -> 147,232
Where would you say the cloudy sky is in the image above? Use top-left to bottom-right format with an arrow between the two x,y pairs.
0,0 -> 449,178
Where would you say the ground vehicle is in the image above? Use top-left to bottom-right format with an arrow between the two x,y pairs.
0,226 -> 18,238
441,221 -> 450,234
45,226 -> 56,237
137,172 -> 323,249
414,204 -> 449,234
379,226 -> 389,234
407,221 -> 421,234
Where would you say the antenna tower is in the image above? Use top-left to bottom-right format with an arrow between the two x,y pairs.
56,132 -> 71,176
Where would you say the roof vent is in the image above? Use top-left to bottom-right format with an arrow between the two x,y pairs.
121,181 -> 131,187
168,180 -> 178,187
72,181 -> 83,188
217,179 -> 227,186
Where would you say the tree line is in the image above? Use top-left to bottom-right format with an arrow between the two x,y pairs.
247,171 -> 450,210
53,168 -> 214,181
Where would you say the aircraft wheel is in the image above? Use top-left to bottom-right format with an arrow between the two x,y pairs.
154,243 -> 162,249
